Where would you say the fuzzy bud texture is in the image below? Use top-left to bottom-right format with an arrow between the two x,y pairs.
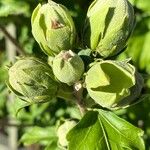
8,57 -> 58,103
83,0 -> 135,58
31,1 -> 76,56
57,120 -> 76,147
52,50 -> 84,85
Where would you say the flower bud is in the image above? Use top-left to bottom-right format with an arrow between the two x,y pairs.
57,120 -> 76,147
7,57 -> 58,103
52,50 -> 84,85
31,1 -> 76,56
83,0 -> 135,58
85,60 -> 143,109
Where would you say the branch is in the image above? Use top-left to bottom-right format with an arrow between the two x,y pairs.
0,119 -> 33,127
0,25 -> 25,55
74,82 -> 86,116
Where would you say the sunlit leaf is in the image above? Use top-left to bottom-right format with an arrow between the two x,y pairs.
67,110 -> 145,150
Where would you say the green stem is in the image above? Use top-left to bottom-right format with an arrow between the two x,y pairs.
57,84 -> 76,101
74,82 -> 86,116
0,25 -> 25,55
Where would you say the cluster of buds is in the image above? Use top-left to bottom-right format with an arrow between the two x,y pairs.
7,0 -> 144,111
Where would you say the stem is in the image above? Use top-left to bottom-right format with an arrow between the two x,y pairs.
0,119 -> 33,127
56,84 -> 76,101
74,82 -> 86,116
6,23 -> 18,150
0,25 -> 25,55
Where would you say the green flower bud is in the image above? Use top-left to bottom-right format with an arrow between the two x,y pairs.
85,60 -> 143,109
52,50 -> 84,85
31,1 -> 76,56
57,120 -> 76,147
83,0 -> 134,58
7,57 -> 58,103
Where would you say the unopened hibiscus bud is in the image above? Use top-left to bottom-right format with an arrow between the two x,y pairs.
7,57 -> 58,103
57,120 -> 76,147
52,50 -> 84,85
83,0 -> 135,58
31,1 -> 76,56
85,60 -> 143,109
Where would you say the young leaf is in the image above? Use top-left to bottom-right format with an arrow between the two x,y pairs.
7,97 -> 31,116
20,126 -> 57,146
0,0 -> 29,17
67,110 -> 145,150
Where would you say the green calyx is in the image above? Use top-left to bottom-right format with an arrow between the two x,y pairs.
7,57 -> 58,104
83,0 -> 135,58
85,60 -> 143,109
116,71 -> 144,109
52,50 -> 84,85
31,1 -> 76,56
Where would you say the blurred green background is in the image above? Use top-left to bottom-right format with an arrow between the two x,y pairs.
0,0 -> 150,149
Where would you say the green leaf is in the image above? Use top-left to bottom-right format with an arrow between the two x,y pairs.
139,32 -> 150,73
67,110 -> 145,150
45,141 -> 62,150
0,0 -> 29,17
7,96 -> 30,117
129,0 -> 150,13
20,126 -> 57,146
0,88 -> 7,117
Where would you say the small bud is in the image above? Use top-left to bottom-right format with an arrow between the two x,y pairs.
57,120 -> 76,147
7,57 -> 58,103
85,60 -> 143,109
31,1 -> 76,56
83,0 -> 135,58
52,50 -> 84,85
